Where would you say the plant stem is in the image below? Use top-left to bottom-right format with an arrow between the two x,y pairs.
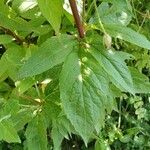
86,1 -> 94,20
35,83 -> 41,98
138,14 -> 146,32
131,0 -> 140,28
82,0 -> 86,23
0,26 -> 25,44
69,0 -> 85,38
118,98 -> 122,128
93,0 -> 106,34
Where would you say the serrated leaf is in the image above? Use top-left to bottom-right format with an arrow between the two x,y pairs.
105,24 -> 150,49
0,120 -> 20,143
12,108 -> 34,131
129,67 -> 150,93
90,47 -> 134,93
60,48 -> 112,144
43,92 -> 75,148
37,0 -> 63,33
18,34 -> 77,79
25,114 -> 48,150
51,116 -> 73,150
2,99 -> 20,116
51,126 -> 63,150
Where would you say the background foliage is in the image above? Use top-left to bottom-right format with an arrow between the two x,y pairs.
0,0 -> 150,150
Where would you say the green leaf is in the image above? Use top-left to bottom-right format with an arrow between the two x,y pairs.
37,0 -> 63,33
0,11 -> 35,32
120,134 -> 131,143
90,0 -> 132,26
51,114 -> 74,150
12,0 -> 37,13
51,126 -> 64,150
0,57 -> 8,81
95,139 -> 109,150
60,48 -> 112,144
16,78 -> 36,94
25,114 -> 48,150
129,67 -> 150,93
0,35 -> 12,44
18,34 -> 77,79
0,82 -> 11,93
12,108 -> 34,131
105,24 -> 150,49
90,47 -> 134,93
1,44 -> 25,81
1,99 -> 20,116
0,120 -> 20,143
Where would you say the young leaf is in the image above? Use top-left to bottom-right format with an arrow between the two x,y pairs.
105,24 -> 150,50
18,34 -> 77,79
37,0 -> 63,33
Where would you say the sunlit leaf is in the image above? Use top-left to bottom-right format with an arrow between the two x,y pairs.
18,35 -> 77,79
37,0 -> 63,33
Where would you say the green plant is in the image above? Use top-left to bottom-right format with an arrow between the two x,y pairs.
0,0 -> 150,150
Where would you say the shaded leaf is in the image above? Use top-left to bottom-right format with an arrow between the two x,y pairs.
12,108 -> 34,131
129,67 -> 150,93
25,114 -> 48,150
0,120 -> 20,143
90,1 -> 132,26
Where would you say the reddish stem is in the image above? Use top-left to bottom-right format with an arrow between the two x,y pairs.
69,0 -> 85,38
